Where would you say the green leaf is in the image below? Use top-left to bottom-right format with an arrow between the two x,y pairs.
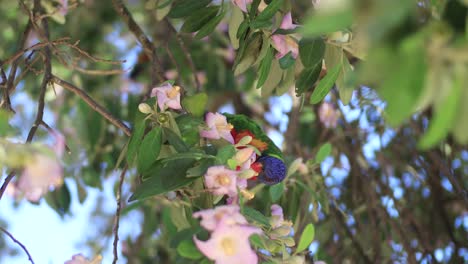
129,158 -> 197,201
249,234 -> 264,248
176,114 -> 203,146
234,33 -> 263,76
296,61 -> 322,96
256,47 -> 274,88
177,240 -> 203,260
419,69 -> 463,149
296,223 -> 315,253
168,0 -> 212,18
163,127 -> 190,152
324,44 -> 354,105
269,182 -> 284,202
216,144 -> 236,164
242,207 -> 271,227
181,6 -> 219,33
251,0 -> 284,29
186,158 -> 215,177
0,110 -> 14,137
170,204 -> 191,230
127,119 -> 146,164
302,8 -> 353,37
229,4 -> 244,49
155,0 -> 172,21
276,64 -> 295,95
279,51 -> 296,69
137,126 -> 162,173
452,68 -> 468,144
336,52 -> 354,105
236,19 -> 250,40
310,63 -> 341,104
254,33 -> 272,65
299,38 -> 325,68
170,227 -> 205,248
377,36 -> 427,126
195,9 -> 226,39
44,183 -> 71,217
182,93 -> 208,117
261,59 -> 283,97
315,143 -> 332,163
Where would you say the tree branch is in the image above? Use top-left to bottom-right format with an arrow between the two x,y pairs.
50,75 -> 132,136
0,16 -> 32,111
112,165 -> 128,264
331,206 -> 372,264
0,172 -> 16,200
0,226 -> 35,264
26,0 -> 52,143
111,0 -> 165,86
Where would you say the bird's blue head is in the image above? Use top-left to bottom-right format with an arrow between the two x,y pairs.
257,155 -> 286,185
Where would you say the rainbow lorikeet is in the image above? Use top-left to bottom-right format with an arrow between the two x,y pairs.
223,113 -> 286,185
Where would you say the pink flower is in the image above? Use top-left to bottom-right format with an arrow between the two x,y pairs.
318,102 -> 339,128
193,205 -> 248,231
150,83 -> 182,111
58,0 -> 68,16
64,254 -> 102,264
270,204 -> 285,228
232,0 -> 253,12
204,166 -> 239,197
17,134 -> 65,202
279,12 -> 297,30
271,12 -> 299,59
200,112 -> 235,143
194,223 -> 262,264
233,147 -> 256,170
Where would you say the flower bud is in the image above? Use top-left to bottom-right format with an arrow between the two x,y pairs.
271,226 -> 292,237
236,135 -> 253,146
138,103 -> 153,114
282,236 -> 296,247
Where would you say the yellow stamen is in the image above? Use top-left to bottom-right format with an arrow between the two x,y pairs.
217,174 -> 231,186
240,189 -> 255,200
220,237 -> 236,256
167,85 -> 180,98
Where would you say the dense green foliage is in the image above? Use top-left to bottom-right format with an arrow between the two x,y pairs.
0,0 -> 467,263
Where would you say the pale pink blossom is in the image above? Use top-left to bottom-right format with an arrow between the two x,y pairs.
271,12 -> 299,59
233,147 -> 256,170
193,205 -> 248,231
318,102 -> 339,128
279,12 -> 297,30
150,83 -> 182,111
270,204 -> 285,228
232,0 -> 253,12
58,0 -> 68,16
17,134 -> 65,202
64,254 -> 102,264
204,166 -> 239,197
200,112 -> 235,143
194,223 -> 261,264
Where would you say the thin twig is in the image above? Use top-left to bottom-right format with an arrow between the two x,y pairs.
0,38 -> 71,68
0,226 -> 35,264
40,120 -> 71,154
111,0 -> 165,86
164,44 -> 183,85
1,17 -> 32,111
332,206 -> 372,264
165,18 -> 201,92
0,172 -> 16,200
51,75 -> 132,136
26,0 -> 52,143
112,164 -> 128,264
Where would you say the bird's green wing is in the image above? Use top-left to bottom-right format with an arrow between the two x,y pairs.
223,113 -> 283,159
